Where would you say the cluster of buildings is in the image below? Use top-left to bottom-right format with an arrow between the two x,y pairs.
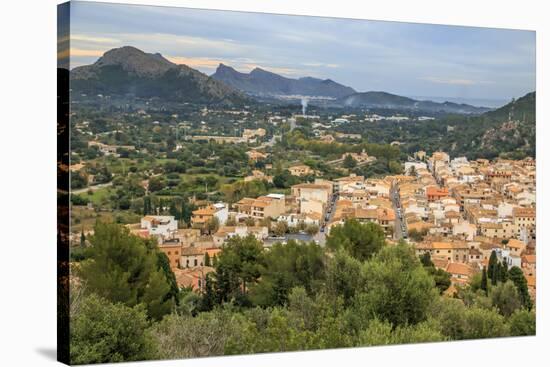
87,140 -> 136,157
127,151 -> 535,301
398,152 -> 536,297
326,174 -> 396,237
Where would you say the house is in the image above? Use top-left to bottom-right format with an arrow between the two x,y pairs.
506,238 -> 527,257
246,150 -> 268,162
191,203 -> 228,229
513,207 -> 536,239
244,170 -> 273,183
341,149 -> 372,164
426,186 -> 449,202
173,266 -> 214,292
234,193 -> 286,219
243,128 -> 266,141
277,213 -> 321,228
521,254 -> 536,277
291,182 -> 333,216
180,246 -> 207,268
158,238 -> 182,269
415,241 -> 470,263
140,215 -> 178,238
288,164 -> 314,177
445,262 -> 475,285
212,226 -> 269,247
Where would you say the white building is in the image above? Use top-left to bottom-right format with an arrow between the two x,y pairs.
212,202 -> 229,225
141,215 -> 178,238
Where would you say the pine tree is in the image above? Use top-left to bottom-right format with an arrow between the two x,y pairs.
481,266 -> 488,295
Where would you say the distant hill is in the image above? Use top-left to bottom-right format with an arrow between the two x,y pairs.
211,63 -> 356,98
474,91 -> 536,158
71,46 -> 249,105
337,91 -> 491,114
483,91 -> 535,123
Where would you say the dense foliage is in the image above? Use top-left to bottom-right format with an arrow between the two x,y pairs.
70,221 -> 535,364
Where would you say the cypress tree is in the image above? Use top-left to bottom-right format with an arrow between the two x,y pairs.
488,250 -> 498,283
500,261 -> 509,283
493,262 -> 501,285
204,252 -> 211,267
80,230 -> 86,248
509,266 -> 533,310
481,266 -> 488,295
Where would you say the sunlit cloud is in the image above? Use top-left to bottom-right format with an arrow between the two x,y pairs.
166,56 -> 224,69
71,34 -> 121,44
302,62 -> 340,68
70,48 -> 105,58
421,76 -> 494,86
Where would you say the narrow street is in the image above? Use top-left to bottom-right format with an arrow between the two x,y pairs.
315,192 -> 338,246
390,186 -> 406,240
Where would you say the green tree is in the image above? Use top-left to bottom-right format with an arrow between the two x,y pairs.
325,250 -> 362,306
326,219 -> 386,261
420,252 -> 434,267
70,294 -> 156,364
148,176 -> 165,192
462,307 -> 510,339
355,243 -> 438,327
508,266 -> 533,310
205,216 -> 220,235
488,250 -> 498,285
481,266 -> 488,295
80,230 -> 86,248
204,252 -> 211,267
249,240 -> 325,307
214,235 -> 264,304
156,252 -> 179,305
508,309 -> 536,336
78,222 -> 175,320
343,154 -> 357,169
490,280 -> 521,317
358,318 -> 445,346
305,224 -> 319,236
272,221 -> 288,237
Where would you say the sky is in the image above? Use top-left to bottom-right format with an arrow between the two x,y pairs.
62,1 -> 536,104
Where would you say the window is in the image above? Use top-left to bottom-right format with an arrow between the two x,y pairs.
194,259 -> 198,266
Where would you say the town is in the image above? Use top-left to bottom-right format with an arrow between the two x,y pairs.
72,141 -> 536,299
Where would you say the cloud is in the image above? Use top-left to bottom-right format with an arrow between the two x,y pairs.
420,76 -> 494,86
165,56 -> 223,69
302,62 -> 340,68
69,48 -> 105,58
71,35 -> 121,44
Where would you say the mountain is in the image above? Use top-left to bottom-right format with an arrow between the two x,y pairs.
211,63 -> 356,98
71,46 -> 249,105
337,91 -> 491,114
